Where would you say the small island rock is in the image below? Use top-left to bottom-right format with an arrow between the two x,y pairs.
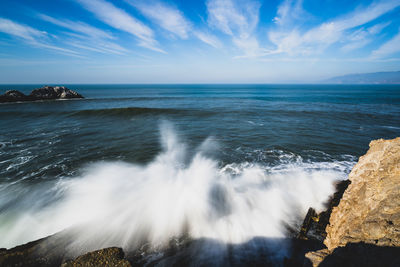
0,86 -> 83,103
30,86 -> 83,100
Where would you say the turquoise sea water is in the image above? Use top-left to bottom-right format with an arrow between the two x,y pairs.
0,84 -> 399,264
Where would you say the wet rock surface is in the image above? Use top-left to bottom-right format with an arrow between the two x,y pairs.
0,86 -> 83,102
298,179 -> 350,243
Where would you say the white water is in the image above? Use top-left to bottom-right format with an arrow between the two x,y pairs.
0,122 -> 353,257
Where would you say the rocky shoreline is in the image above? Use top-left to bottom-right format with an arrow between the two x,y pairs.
0,86 -> 83,103
291,137 -> 400,266
1,138 -> 399,266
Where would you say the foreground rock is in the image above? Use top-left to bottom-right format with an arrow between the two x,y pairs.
0,235 -> 69,266
61,247 -> 131,267
0,86 -> 83,103
0,233 -> 132,267
305,137 -> 400,266
298,179 -> 351,242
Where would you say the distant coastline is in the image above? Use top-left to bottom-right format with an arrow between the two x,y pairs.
323,71 -> 400,84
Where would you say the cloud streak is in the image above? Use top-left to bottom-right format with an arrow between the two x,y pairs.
75,0 -> 165,53
128,0 -> 221,49
206,0 -> 265,57
0,17 -> 81,56
341,22 -> 390,52
127,0 -> 191,39
194,31 -> 222,48
273,0 -> 309,27
38,13 -> 128,55
38,13 -> 114,40
372,29 -> 400,58
267,0 -> 400,56
0,18 -> 46,41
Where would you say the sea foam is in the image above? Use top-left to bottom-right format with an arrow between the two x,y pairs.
0,122 -> 353,261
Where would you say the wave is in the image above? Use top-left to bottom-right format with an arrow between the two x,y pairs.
0,106 -> 217,119
0,122 -> 355,263
71,107 -> 188,117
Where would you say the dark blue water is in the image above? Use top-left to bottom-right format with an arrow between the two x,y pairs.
0,84 -> 399,263
1,84 -> 399,179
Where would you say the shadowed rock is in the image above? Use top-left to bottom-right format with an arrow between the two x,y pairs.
318,242 -> 400,267
298,179 -> 351,242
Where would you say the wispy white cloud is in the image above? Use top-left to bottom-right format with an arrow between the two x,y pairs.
206,0 -> 266,57
75,0 -> 165,53
0,17 -> 46,41
368,21 -> 391,34
38,13 -> 128,55
126,0 -> 191,39
273,0 -> 309,27
68,40 -> 128,55
207,0 -> 259,37
193,31 -> 222,48
32,42 -> 84,58
372,29 -> 400,58
128,0 -> 221,49
0,17 -> 81,56
341,22 -> 390,52
268,0 -> 400,56
38,13 -> 114,40
341,29 -> 371,52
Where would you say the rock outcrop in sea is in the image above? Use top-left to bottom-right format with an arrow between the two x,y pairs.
0,86 -> 83,102
303,137 -> 400,266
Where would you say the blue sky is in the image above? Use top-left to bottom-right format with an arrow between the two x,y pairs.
0,0 -> 399,83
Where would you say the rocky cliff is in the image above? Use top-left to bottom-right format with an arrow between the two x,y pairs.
306,137 -> 400,266
324,137 -> 400,249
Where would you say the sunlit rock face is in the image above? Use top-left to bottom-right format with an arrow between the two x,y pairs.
305,137 -> 400,267
325,137 -> 400,250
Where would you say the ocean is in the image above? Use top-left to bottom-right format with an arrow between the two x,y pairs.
1,84 -> 400,264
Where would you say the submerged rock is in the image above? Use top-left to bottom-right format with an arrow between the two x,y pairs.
0,86 -> 83,103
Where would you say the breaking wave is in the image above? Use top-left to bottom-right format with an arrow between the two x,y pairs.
0,122 -> 354,263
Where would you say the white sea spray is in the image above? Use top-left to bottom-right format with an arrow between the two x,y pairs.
0,122 -> 354,262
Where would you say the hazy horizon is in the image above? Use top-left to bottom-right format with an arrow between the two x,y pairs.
1,0 -> 400,83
